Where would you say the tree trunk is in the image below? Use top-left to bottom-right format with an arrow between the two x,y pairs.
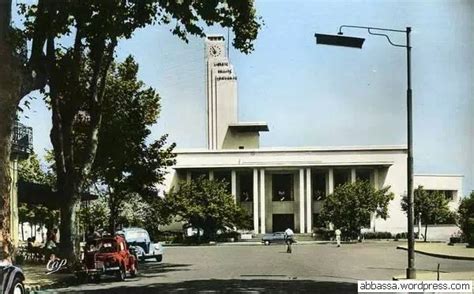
21,223 -> 24,241
59,194 -> 81,263
0,38 -> 22,262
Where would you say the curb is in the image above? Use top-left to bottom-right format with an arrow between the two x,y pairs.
396,246 -> 474,261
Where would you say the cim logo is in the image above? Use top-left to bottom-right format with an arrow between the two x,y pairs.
46,258 -> 68,275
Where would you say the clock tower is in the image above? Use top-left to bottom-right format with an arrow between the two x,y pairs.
205,35 -> 238,150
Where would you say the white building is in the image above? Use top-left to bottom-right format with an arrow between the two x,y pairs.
165,35 -> 463,236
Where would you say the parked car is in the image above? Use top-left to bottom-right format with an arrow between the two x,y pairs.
262,232 -> 287,245
1,264 -> 25,294
116,228 -> 164,262
78,235 -> 138,282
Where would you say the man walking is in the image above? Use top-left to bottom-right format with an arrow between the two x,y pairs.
284,227 -> 294,253
335,228 -> 341,247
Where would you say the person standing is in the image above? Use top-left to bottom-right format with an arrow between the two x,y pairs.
284,228 -> 294,253
335,228 -> 341,247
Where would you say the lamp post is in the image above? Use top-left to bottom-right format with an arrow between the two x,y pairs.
315,25 -> 415,279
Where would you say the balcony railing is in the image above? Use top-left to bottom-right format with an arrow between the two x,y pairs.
11,121 -> 33,158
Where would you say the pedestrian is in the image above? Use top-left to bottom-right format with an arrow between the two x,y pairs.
284,227 -> 294,253
335,228 -> 341,247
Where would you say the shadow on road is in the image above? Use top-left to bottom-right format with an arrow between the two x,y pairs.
61,279 -> 357,293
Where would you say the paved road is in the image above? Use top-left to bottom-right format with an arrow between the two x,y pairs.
38,242 -> 473,293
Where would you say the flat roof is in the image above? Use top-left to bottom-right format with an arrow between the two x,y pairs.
228,122 -> 269,132
175,145 -> 407,154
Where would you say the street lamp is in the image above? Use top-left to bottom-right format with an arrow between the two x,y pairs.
315,25 -> 415,279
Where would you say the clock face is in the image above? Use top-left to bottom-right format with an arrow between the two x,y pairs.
209,45 -> 222,57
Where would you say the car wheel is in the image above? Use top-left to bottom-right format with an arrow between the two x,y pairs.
264,241 -> 270,246
155,255 -> 162,262
116,265 -> 126,281
11,277 -> 25,294
75,272 -> 87,284
90,275 -> 101,283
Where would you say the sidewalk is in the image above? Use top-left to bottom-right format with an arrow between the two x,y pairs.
397,242 -> 474,260
393,243 -> 474,281
21,264 -> 74,292
393,271 -> 474,281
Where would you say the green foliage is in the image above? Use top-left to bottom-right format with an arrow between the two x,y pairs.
362,231 -> 393,240
18,154 -> 59,230
78,196 -> 110,232
401,186 -> 452,241
320,181 -> 394,239
90,56 -> 176,233
165,177 -> 252,241
458,192 -> 474,246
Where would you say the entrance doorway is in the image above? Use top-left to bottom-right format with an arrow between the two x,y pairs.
272,214 -> 294,232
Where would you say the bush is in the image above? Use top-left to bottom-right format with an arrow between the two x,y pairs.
216,231 -> 240,242
155,231 -> 184,244
362,232 -> 392,239
394,232 -> 419,240
313,228 -> 334,241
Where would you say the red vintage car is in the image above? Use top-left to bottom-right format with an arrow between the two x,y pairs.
78,235 -> 138,282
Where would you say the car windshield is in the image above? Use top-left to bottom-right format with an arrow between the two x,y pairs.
97,240 -> 117,253
125,231 -> 149,242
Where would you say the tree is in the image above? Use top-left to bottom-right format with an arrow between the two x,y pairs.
91,56 -> 175,234
457,192 -> 474,246
320,181 -> 394,239
401,186 -> 452,242
17,153 -> 59,241
78,195 -> 110,234
165,177 -> 252,241
2,0 -> 261,260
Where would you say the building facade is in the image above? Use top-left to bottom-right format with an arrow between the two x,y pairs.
165,36 -> 463,236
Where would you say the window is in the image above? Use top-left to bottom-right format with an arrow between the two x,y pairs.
191,171 -> 208,181
239,173 -> 253,202
426,190 -> 456,201
214,171 -> 231,193
312,171 -> 326,201
334,169 -> 350,188
356,169 -> 371,182
272,174 -> 293,201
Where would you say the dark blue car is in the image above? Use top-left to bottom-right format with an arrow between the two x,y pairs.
1,265 -> 25,294
261,232 -> 287,245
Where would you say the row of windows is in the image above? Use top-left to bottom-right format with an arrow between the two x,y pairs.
189,169 -> 374,202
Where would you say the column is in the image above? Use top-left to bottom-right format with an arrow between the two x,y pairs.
259,169 -> 266,234
186,171 -> 191,183
351,168 -> 356,183
253,168 -> 259,234
209,170 -> 214,180
328,168 -> 334,194
373,168 -> 379,189
299,169 -> 305,233
306,168 -> 312,234
231,170 -> 237,203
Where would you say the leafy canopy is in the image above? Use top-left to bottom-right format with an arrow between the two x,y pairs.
165,177 -> 252,241
401,186 -> 452,225
320,181 -> 394,238
457,192 -> 474,245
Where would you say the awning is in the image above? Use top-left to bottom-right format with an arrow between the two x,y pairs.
18,181 -> 97,209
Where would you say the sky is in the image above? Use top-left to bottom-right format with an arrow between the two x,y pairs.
18,0 -> 473,194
